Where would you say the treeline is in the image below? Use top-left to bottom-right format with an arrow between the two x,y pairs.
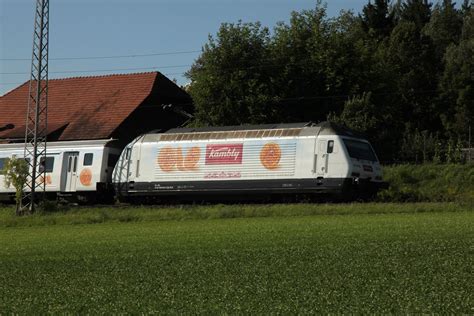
185,0 -> 473,163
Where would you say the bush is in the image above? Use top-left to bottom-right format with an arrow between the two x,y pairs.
378,164 -> 474,203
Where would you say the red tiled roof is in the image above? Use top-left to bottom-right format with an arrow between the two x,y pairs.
1,122 -> 68,139
0,72 -> 159,140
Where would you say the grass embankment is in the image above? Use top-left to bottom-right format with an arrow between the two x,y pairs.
380,164 -> 474,203
0,202 -> 471,227
0,209 -> 473,313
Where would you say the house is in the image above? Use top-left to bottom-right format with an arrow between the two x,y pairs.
0,72 -> 193,144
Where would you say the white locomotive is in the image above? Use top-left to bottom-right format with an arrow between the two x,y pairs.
113,122 -> 388,202
0,122 -> 388,203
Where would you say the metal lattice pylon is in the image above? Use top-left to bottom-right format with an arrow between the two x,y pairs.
23,0 -> 49,213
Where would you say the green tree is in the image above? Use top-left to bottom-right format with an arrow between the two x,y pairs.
440,7 -> 474,138
387,20 -> 439,132
270,5 -> 371,122
186,21 -> 275,126
461,0 -> 472,16
270,4 -> 333,121
184,0 -> 467,163
360,0 -> 395,39
400,0 -> 433,29
423,0 -> 463,60
2,157 -> 29,215
335,92 -> 377,133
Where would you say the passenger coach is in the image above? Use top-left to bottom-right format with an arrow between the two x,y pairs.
0,140 -> 121,202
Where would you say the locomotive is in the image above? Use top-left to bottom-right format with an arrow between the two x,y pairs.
0,122 -> 388,203
112,122 -> 388,202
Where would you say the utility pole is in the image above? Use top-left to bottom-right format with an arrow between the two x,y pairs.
23,0 -> 49,213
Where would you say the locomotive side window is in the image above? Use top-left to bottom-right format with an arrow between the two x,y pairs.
39,157 -> 55,173
83,153 -> 93,166
327,140 -> 334,153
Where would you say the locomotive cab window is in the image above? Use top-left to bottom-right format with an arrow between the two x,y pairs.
327,140 -> 334,153
39,157 -> 54,173
83,153 -> 93,166
343,139 -> 377,161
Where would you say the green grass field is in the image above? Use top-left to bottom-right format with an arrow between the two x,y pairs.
0,203 -> 473,313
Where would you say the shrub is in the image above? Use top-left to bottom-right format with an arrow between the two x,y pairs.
2,157 -> 29,214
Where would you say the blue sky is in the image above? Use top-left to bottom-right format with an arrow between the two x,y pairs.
0,0 -> 369,95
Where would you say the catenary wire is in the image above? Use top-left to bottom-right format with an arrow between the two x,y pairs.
0,50 -> 202,61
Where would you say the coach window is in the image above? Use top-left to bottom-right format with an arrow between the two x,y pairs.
327,140 -> 334,154
83,153 -> 93,166
39,157 -> 55,173
0,158 -> 6,174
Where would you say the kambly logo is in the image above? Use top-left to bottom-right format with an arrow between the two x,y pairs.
205,144 -> 243,165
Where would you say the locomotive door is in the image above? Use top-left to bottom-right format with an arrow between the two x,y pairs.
61,152 -> 79,192
316,140 -> 328,176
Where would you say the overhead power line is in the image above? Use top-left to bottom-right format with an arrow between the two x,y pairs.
0,50 -> 201,61
0,64 -> 192,75
0,71 -> 190,86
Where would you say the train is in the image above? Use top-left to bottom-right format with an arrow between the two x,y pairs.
0,122 -> 388,203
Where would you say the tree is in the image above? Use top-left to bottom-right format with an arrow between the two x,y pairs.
461,0 -> 472,16
400,0 -> 433,30
423,0 -> 463,60
333,92 -> 378,133
360,0 -> 395,39
2,157 -> 29,215
440,7 -> 474,139
269,3 -> 333,121
387,20 -> 439,132
186,21 -> 276,126
270,5 -> 371,122
184,0 -> 468,163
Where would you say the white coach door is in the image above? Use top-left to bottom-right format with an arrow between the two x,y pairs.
62,152 -> 79,192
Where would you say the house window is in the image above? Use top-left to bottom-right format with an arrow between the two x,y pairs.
84,153 -> 93,166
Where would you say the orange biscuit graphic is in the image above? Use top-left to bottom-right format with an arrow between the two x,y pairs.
158,146 -> 201,172
184,147 -> 201,171
176,147 -> 186,171
37,175 -> 52,185
80,168 -> 92,186
157,146 -> 177,172
260,143 -> 281,170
